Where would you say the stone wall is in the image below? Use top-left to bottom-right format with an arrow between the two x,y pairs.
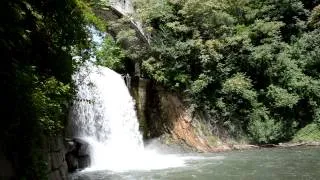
0,149 -> 15,180
46,137 -> 68,180
0,136 -> 68,180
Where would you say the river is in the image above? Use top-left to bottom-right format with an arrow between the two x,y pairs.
69,146 -> 320,180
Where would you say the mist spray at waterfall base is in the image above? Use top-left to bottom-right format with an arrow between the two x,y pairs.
69,63 -> 185,172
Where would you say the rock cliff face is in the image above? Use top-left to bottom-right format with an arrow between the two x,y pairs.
154,92 -> 213,152
130,77 -> 149,136
131,79 -> 217,152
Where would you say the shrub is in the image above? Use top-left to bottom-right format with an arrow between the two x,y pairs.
292,123 -> 320,142
32,77 -> 71,135
248,107 -> 283,144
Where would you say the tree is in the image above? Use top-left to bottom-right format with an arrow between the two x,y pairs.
0,0 -> 91,178
133,0 -> 320,143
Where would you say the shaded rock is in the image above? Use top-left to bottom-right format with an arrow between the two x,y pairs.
74,138 -> 90,157
0,150 -> 15,179
48,170 -> 61,180
51,152 -> 65,170
65,140 -> 76,152
59,161 -> 68,179
65,153 -> 78,172
78,155 -> 90,169
47,136 -> 68,180
65,138 -> 91,172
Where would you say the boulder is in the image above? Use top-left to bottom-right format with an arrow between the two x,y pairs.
78,155 -> 90,169
65,138 -> 91,172
65,153 -> 78,172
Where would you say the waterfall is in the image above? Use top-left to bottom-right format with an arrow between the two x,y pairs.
69,62 -> 184,172
123,73 -> 131,89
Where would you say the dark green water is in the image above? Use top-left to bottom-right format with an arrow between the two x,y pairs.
70,147 -> 320,180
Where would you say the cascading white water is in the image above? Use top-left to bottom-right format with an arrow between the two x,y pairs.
69,62 -> 185,172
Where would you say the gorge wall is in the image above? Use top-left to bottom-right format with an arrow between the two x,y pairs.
130,78 -> 226,152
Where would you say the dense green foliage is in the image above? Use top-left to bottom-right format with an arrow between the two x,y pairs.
96,36 -> 126,72
292,123 -> 320,142
130,0 -> 320,144
1,0 -> 320,178
0,0 -> 102,178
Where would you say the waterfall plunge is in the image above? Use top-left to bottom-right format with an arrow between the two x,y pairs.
69,63 -> 184,172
